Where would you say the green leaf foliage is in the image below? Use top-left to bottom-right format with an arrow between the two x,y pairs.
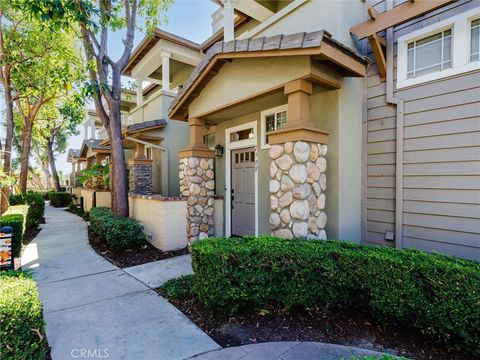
9,192 -> 45,229
0,271 -> 48,360
89,207 -> 146,252
48,191 -> 72,208
192,236 -> 480,354
0,205 -> 28,257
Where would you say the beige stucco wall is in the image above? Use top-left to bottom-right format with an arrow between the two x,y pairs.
96,191 -> 111,208
189,57 -> 311,117
128,196 -> 224,250
72,187 -> 82,205
245,0 -> 366,48
81,189 -> 95,212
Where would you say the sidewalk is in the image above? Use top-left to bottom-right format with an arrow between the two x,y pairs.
21,205 -> 220,360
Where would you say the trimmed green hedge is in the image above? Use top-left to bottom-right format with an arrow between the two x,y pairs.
90,207 -> 146,251
9,192 -> 45,229
0,205 -> 28,257
48,191 -> 72,208
0,271 -> 48,360
192,236 -> 480,354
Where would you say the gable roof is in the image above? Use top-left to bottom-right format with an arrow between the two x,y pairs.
168,30 -> 369,120
66,149 -> 81,162
80,139 -> 111,158
123,29 -> 201,77
126,119 -> 167,133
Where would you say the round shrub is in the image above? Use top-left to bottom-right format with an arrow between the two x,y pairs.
89,207 -> 146,251
49,192 -> 72,208
0,271 -> 47,360
9,192 -> 44,229
192,236 -> 480,355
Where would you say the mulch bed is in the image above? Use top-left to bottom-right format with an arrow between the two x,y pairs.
88,232 -> 188,268
160,291 -> 468,360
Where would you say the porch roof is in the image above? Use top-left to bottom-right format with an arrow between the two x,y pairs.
169,30 -> 369,120
79,139 -> 111,158
66,149 -> 81,162
100,119 -> 167,147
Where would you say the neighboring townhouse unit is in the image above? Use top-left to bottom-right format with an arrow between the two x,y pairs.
353,0 -> 480,260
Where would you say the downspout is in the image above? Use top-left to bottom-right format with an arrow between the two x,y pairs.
385,0 -> 404,249
125,136 -> 169,196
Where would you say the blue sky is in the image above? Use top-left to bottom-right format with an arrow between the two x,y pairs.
0,0 -> 218,176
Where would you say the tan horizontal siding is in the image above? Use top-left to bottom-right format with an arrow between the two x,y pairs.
403,200 -> 480,219
404,175 -> 480,190
404,132 -> 480,151
403,236 -> 479,261
363,0 -> 480,260
404,87 -> 480,114
364,39 -> 396,247
403,146 -> 480,163
403,188 -> 480,204
404,161 -> 480,176
404,117 -> 480,139
404,102 -> 480,127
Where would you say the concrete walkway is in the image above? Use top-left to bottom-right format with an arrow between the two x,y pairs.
189,342 -> 391,359
21,205 -> 220,360
124,254 -> 193,288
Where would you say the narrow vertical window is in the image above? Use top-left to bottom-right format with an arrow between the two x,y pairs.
471,19 -> 480,62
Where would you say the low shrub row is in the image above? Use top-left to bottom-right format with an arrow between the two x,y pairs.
0,205 -> 28,257
192,236 -> 480,354
9,192 -> 45,229
0,271 -> 48,360
89,207 -> 146,251
48,191 -> 72,208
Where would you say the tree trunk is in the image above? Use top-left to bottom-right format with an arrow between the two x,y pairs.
19,118 -> 34,193
0,76 -> 14,213
108,99 -> 129,217
100,67 -> 129,218
47,140 -> 61,191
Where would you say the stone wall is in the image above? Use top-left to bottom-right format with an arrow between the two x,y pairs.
269,141 -> 327,239
129,160 -> 153,195
179,156 -> 215,244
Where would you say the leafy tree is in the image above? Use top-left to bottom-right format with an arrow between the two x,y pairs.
0,1 -> 18,212
1,2 -> 85,194
11,24 -> 84,193
18,0 -> 173,217
31,95 -> 85,190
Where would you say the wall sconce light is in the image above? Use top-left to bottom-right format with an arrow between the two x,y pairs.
214,144 -> 224,157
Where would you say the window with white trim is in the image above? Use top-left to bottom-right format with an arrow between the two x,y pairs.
406,29 -> 452,79
260,105 -> 287,149
396,8 -> 480,89
470,18 -> 480,62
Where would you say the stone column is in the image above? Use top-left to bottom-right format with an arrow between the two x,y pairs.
128,159 -> 153,195
128,143 -> 153,195
267,79 -> 329,240
179,118 -> 216,244
268,141 -> 328,240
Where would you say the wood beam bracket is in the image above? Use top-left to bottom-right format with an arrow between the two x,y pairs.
368,33 -> 387,82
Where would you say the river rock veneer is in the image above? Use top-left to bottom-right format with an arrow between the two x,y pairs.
179,156 -> 215,244
269,141 -> 327,240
